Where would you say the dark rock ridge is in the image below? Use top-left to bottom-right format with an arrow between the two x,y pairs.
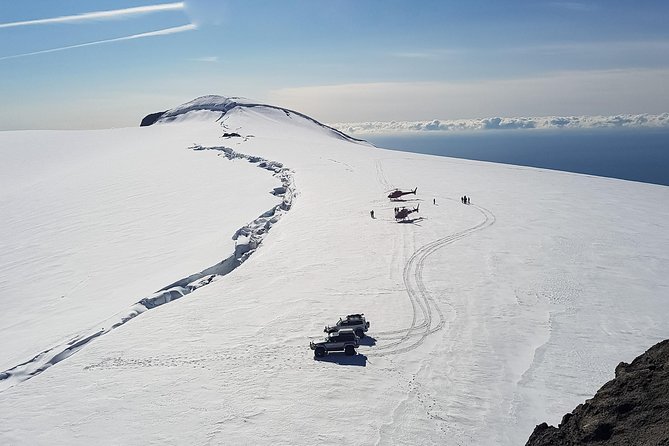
140,111 -> 166,127
526,339 -> 669,446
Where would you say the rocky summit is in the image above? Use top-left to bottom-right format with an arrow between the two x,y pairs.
526,339 -> 669,446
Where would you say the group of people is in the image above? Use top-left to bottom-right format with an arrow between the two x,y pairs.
461,195 -> 470,205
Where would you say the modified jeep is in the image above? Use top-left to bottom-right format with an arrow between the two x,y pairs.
324,313 -> 370,338
310,328 -> 359,358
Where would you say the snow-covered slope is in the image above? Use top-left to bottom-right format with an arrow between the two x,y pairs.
1,97 -> 668,445
147,94 -> 365,144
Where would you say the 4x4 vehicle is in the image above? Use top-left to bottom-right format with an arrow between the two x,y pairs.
310,328 -> 359,357
324,313 -> 370,338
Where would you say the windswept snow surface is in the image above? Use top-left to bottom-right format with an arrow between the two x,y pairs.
1,99 -> 668,445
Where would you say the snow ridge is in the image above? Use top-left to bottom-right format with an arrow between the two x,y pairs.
155,95 -> 366,143
0,146 -> 295,392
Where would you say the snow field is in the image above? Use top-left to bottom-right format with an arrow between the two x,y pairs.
1,100 -> 668,445
0,122 -> 280,371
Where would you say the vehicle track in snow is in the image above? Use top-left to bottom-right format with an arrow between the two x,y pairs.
368,204 -> 495,356
375,159 -> 393,191
369,159 -> 495,356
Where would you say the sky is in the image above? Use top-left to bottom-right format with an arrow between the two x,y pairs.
1,0 -> 669,129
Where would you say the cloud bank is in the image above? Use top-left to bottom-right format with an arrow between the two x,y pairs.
331,113 -> 669,134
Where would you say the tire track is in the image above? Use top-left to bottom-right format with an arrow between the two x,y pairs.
375,159 -> 393,191
368,204 -> 496,356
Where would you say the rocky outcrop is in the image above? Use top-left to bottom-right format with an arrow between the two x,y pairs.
140,111 -> 166,127
526,339 -> 669,446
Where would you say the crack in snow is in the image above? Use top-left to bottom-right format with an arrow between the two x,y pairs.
0,145 -> 296,392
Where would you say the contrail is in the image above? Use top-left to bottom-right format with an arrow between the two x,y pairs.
0,24 -> 197,61
0,2 -> 185,29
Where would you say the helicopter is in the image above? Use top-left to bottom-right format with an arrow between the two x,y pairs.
394,204 -> 420,221
387,187 -> 417,201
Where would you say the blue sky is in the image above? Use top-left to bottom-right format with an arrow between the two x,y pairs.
1,0 -> 668,129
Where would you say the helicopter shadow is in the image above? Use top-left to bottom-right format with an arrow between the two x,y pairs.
397,217 -> 426,225
390,198 -> 422,203
314,353 -> 367,367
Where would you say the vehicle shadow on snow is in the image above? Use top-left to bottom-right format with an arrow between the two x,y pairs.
315,353 -> 368,367
359,335 -> 377,347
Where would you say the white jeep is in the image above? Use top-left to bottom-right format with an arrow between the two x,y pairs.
310,329 -> 359,358
324,313 -> 370,338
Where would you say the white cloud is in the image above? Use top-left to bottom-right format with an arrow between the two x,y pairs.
0,24 -> 197,61
266,68 -> 669,122
191,56 -> 218,63
0,2 -> 185,28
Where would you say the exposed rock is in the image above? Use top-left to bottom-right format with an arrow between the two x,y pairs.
140,111 -> 166,127
526,339 -> 669,446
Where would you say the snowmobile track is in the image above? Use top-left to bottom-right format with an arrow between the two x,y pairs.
369,204 -> 496,356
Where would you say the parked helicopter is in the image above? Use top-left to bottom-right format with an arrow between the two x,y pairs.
387,187 -> 417,201
394,204 -> 420,221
